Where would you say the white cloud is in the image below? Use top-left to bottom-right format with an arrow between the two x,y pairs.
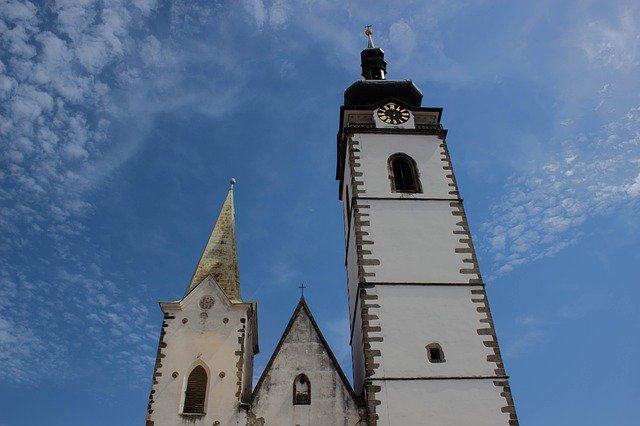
244,0 -> 267,30
627,172 -> 640,197
388,20 -> 417,64
0,0 -> 252,383
481,106 -> 640,277
504,315 -> 547,358
581,8 -> 640,70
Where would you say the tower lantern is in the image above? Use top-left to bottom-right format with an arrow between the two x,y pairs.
361,26 -> 387,80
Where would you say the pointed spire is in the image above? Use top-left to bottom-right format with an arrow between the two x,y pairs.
185,178 -> 241,301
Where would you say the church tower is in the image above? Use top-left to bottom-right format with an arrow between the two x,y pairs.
146,181 -> 258,426
337,28 -> 518,425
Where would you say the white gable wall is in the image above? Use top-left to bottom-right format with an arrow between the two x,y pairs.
250,307 -> 363,426
147,277 -> 254,426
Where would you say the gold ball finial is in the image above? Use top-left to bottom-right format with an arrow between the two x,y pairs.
364,25 -> 375,48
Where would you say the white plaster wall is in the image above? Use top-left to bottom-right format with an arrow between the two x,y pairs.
374,285 -> 496,378
341,141 -> 366,399
366,199 -> 474,283
350,301 -> 365,396
345,213 -> 359,320
375,379 -> 512,425
342,152 -> 352,242
251,308 -> 362,426
150,278 -> 253,426
352,133 -> 451,199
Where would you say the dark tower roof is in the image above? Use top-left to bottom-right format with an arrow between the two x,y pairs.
344,26 -> 423,107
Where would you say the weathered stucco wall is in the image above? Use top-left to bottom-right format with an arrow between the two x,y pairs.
250,303 -> 363,426
147,277 -> 255,426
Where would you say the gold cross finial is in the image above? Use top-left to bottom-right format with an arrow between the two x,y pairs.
365,25 -> 375,48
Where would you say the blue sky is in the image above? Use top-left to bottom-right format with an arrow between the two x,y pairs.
1,0 -> 639,424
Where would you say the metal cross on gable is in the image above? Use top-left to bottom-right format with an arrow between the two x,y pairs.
299,283 -> 307,297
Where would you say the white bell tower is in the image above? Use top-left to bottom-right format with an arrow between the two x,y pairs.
337,27 -> 518,425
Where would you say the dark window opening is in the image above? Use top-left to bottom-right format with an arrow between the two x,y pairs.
429,348 -> 441,361
389,154 -> 422,193
426,343 -> 445,363
293,374 -> 310,405
183,365 -> 207,414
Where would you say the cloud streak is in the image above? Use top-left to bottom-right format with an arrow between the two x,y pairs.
0,0 -> 252,383
480,106 -> 640,276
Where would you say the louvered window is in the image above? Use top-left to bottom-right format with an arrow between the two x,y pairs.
293,374 -> 310,405
183,365 -> 207,414
389,153 -> 422,193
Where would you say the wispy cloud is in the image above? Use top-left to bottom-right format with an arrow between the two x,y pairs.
580,7 -> 640,71
480,4 -> 640,276
504,315 -> 548,358
481,107 -> 640,276
0,0 -> 252,383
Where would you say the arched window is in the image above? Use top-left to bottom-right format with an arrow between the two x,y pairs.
183,365 -> 208,414
426,343 -> 445,363
388,154 -> 422,193
293,374 -> 310,405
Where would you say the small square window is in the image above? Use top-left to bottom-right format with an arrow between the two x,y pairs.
426,343 -> 445,363
429,348 -> 441,362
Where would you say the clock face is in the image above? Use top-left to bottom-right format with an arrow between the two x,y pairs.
377,103 -> 410,125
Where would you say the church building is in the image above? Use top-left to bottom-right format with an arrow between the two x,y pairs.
145,28 -> 518,426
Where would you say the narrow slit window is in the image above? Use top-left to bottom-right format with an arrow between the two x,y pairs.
426,343 -> 445,363
388,154 -> 422,193
183,365 -> 208,414
293,374 -> 310,405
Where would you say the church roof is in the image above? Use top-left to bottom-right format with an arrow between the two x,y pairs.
251,297 -> 361,404
184,184 -> 241,301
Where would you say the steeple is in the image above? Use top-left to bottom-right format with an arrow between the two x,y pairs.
185,178 -> 241,301
361,26 -> 387,80
343,26 -> 423,107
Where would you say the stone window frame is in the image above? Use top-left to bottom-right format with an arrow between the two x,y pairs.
426,343 -> 445,363
181,362 -> 210,416
388,153 -> 422,194
292,373 -> 311,405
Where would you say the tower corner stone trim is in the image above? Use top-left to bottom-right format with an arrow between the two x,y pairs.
146,312 -> 174,422
360,287 -> 382,425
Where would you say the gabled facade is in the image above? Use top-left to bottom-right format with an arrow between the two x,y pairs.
145,185 -> 360,426
146,185 -> 258,426
146,275 -> 257,425
249,298 -> 364,425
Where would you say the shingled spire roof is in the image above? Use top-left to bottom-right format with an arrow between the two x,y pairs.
185,182 -> 241,301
